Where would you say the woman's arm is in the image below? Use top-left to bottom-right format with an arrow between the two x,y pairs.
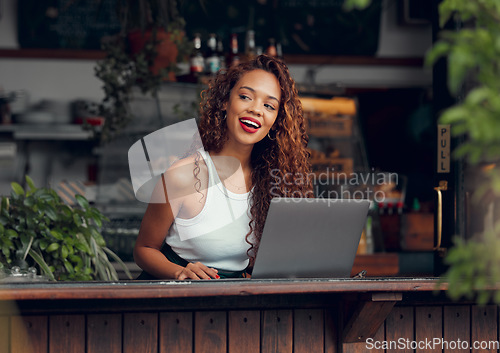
133,162 -> 219,280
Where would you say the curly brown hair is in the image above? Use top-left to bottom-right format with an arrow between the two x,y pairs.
198,54 -> 313,268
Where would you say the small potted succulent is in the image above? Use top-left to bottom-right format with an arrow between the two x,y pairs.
0,176 -> 131,281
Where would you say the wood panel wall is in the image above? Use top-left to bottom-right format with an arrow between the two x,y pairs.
2,305 -> 499,353
343,305 -> 500,353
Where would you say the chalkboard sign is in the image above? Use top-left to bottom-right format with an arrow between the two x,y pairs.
182,0 -> 382,56
18,0 -> 121,50
17,0 -> 381,55
277,0 -> 382,55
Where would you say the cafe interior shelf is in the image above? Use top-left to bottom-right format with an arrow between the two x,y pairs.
0,48 -> 424,66
0,48 -> 106,60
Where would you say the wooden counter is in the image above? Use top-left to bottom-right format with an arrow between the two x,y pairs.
0,277 -> 441,301
0,278 -> 496,353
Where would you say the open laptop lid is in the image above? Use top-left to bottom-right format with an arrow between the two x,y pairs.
251,198 -> 370,279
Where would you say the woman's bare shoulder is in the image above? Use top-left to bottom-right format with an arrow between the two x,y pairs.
163,153 -> 208,190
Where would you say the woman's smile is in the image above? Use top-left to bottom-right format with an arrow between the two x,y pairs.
239,117 -> 262,133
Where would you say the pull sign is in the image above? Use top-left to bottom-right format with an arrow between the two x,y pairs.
437,125 -> 451,173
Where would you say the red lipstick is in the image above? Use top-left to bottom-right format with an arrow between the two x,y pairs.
239,117 -> 261,133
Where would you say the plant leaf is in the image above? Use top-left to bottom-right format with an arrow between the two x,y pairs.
103,247 -> 132,279
25,175 -> 36,192
75,194 -> 89,209
42,204 -> 58,221
11,182 -> 25,196
23,196 -> 35,207
6,229 -> 18,239
28,249 -> 56,281
46,243 -> 60,253
73,213 -> 83,227
62,259 -> 74,274
22,236 -> 34,261
50,230 -> 64,241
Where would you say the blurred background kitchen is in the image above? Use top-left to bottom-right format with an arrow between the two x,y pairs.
0,0 -> 437,276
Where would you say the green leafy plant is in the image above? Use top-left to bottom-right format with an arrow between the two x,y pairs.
426,0 -> 500,304
0,176 -> 131,281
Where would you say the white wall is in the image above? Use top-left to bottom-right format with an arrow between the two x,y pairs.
0,59 -> 103,103
377,0 -> 432,57
0,1 -> 103,103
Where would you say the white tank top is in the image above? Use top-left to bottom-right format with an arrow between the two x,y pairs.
165,149 -> 253,271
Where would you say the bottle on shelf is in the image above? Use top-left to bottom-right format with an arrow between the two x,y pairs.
189,33 -> 205,76
205,33 -> 221,75
265,38 -> 277,57
387,202 -> 394,215
228,33 -> 240,68
276,42 -> 283,59
217,39 -> 226,71
245,30 -> 257,60
396,201 -> 404,215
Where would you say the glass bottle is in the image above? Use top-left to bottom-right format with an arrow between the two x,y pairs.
228,33 -> 240,68
189,33 -> 205,75
245,30 -> 256,60
276,42 -> 283,59
217,39 -> 226,71
205,33 -> 220,75
265,38 -> 277,57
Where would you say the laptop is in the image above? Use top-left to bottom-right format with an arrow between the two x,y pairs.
251,198 -> 370,279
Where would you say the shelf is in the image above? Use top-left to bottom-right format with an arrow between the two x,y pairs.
284,54 -> 424,67
0,124 -> 94,140
0,48 -> 424,67
0,48 -> 105,60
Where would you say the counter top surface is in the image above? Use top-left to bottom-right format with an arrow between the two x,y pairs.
0,277 -> 444,301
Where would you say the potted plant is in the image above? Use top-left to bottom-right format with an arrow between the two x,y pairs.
0,176 -> 131,281
93,0 -> 191,142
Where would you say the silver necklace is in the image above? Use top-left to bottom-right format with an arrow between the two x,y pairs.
222,176 -> 247,191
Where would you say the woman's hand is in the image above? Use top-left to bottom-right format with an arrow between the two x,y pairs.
175,262 -> 220,280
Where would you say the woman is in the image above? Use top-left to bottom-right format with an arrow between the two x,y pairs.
134,54 -> 312,280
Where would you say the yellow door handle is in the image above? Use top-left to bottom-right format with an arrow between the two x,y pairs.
434,181 -> 448,253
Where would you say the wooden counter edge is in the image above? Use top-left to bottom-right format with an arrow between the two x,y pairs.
0,279 -> 446,301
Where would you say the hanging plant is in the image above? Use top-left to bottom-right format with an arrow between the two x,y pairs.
91,0 -> 193,142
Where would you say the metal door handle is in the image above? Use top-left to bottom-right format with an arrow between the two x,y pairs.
434,181 -> 448,252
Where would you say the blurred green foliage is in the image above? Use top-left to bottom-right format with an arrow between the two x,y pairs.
343,0 -> 373,11
0,176 -> 131,281
426,0 -> 500,304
